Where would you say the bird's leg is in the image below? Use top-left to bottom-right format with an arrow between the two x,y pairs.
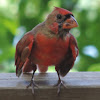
55,70 -> 66,94
26,66 -> 38,94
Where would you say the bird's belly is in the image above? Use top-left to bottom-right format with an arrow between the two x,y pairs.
31,34 -> 69,66
32,47 -> 67,66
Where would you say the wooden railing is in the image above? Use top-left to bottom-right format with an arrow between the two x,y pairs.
0,72 -> 100,100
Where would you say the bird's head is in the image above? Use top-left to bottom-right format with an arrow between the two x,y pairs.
45,7 -> 78,35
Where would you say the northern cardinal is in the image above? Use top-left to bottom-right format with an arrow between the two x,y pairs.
15,7 -> 79,94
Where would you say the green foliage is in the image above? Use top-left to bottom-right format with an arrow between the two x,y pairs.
0,0 -> 100,72
88,63 -> 100,71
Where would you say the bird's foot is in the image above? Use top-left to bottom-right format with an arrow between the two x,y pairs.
26,79 -> 38,94
54,80 -> 66,95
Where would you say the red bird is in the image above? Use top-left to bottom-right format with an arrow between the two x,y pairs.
15,7 -> 79,94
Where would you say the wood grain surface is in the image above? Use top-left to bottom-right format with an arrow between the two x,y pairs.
0,72 -> 100,100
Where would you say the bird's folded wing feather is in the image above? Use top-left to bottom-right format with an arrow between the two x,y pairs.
15,32 -> 34,77
69,34 -> 79,60
58,33 -> 79,77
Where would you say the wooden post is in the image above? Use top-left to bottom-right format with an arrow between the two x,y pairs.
0,72 -> 100,100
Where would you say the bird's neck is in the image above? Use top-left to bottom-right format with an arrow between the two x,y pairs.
42,21 -> 70,39
58,29 -> 70,39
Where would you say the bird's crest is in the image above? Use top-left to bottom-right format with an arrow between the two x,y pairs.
53,6 -> 72,15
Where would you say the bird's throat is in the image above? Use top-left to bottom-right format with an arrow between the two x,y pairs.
58,29 -> 70,39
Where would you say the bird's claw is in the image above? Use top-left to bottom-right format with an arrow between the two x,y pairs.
26,79 -> 38,94
54,80 -> 66,95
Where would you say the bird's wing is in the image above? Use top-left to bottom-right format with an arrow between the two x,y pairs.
56,33 -> 79,77
69,34 -> 79,60
15,32 -> 34,77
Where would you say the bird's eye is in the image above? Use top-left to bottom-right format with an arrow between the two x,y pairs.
57,14 -> 62,19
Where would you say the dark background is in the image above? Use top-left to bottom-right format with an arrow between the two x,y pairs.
0,0 -> 100,72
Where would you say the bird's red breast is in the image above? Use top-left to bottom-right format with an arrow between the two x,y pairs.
30,33 -> 70,66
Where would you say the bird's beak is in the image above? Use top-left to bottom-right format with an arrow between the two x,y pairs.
62,15 -> 78,29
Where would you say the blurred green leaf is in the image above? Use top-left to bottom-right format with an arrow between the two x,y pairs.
88,63 -> 100,71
